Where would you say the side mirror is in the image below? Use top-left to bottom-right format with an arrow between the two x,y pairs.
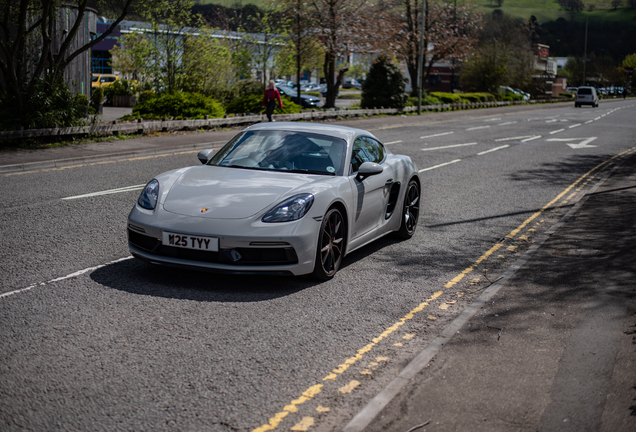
197,149 -> 215,164
356,162 -> 383,182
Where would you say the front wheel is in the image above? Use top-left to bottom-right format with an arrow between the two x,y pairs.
397,179 -> 420,239
312,208 -> 345,280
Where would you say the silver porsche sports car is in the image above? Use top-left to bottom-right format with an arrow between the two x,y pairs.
127,122 -> 420,279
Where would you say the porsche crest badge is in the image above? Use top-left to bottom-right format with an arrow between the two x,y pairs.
201,208 -> 209,213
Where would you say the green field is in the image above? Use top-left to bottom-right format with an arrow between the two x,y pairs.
478,0 -> 636,24
197,0 -> 636,24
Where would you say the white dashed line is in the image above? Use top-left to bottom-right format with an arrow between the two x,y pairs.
478,145 -> 509,155
384,140 -> 402,145
498,121 -> 517,126
521,136 -> 542,142
421,143 -> 478,151
420,132 -> 454,139
466,126 -> 490,131
62,185 -> 145,200
569,124 -> 581,128
419,159 -> 462,172
0,257 -> 134,299
550,129 -> 565,134
585,120 -> 594,124
495,135 -> 533,141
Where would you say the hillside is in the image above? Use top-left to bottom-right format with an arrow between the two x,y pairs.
195,0 -> 636,60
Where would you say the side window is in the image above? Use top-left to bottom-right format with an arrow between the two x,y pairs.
350,136 -> 386,174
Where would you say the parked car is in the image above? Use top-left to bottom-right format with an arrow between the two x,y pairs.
92,74 -> 118,88
127,123 -> 421,279
301,83 -> 321,92
566,87 -> 578,94
575,86 -> 599,108
342,78 -> 362,90
276,85 -> 323,108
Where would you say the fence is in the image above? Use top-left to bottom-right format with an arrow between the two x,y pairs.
1,99 -> 559,141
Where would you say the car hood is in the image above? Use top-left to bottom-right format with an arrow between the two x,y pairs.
162,166 -> 321,219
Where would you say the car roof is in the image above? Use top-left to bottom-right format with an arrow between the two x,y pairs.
243,122 -> 374,142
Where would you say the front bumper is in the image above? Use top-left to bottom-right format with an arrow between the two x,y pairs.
127,206 -> 320,276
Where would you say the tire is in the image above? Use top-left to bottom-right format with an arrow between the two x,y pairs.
312,208 -> 345,280
575,103 -> 579,108
397,179 -> 420,239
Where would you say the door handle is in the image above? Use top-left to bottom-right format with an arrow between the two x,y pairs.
385,179 -> 394,186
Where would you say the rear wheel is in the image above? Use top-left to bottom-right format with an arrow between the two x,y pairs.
312,208 -> 345,280
397,179 -> 420,239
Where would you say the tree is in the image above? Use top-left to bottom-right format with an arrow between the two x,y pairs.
307,0 -> 393,108
240,6 -> 288,89
180,29 -> 238,104
0,0 -> 139,129
611,0 -> 622,9
392,0 -> 482,95
110,31 -> 155,83
461,11 -> 534,92
361,55 -> 408,108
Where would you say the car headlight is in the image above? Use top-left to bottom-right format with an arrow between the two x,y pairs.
262,194 -> 314,223
138,179 -> 159,210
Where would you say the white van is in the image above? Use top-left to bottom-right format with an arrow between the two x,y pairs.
575,86 -> 599,108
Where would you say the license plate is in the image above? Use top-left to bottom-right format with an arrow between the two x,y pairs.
162,231 -> 219,251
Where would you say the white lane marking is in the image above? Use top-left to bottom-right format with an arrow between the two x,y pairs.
595,117 -> 601,120
546,137 -> 598,149
550,129 -> 565,134
569,123 -> 582,128
420,132 -> 454,139
483,117 -> 501,122
0,257 -> 134,299
521,136 -> 542,142
497,121 -> 518,126
421,142 -> 478,151
585,120 -> 594,124
546,119 -> 557,123
466,126 -> 491,131
495,135 -> 533,141
478,145 -> 509,155
419,159 -> 461,172
384,140 -> 402,145
62,185 -> 146,200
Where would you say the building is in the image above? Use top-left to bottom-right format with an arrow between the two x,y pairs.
533,44 -> 567,97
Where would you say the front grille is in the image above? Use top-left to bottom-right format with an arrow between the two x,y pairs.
128,229 -> 160,252
152,245 -> 298,266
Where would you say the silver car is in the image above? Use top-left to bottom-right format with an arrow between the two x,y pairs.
127,123 -> 421,279
575,86 -> 599,108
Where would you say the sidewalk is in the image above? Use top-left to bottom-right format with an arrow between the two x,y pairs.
352,154 -> 636,431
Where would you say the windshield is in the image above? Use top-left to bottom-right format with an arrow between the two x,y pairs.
208,130 -> 347,176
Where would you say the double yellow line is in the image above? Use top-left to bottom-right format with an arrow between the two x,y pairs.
253,146 -> 636,432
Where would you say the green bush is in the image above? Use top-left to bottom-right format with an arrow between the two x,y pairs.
225,94 -> 301,115
91,87 -> 104,105
0,77 -> 88,131
133,91 -> 225,119
430,92 -> 470,104
104,79 -> 139,98
138,90 -> 156,104
237,79 -> 264,97
361,55 -> 408,109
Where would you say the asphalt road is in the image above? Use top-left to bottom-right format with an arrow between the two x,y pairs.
1,100 -> 635,431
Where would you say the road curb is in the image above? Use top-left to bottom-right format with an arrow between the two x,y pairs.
342,151 -> 630,432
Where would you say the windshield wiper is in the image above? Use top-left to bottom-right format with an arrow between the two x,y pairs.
288,169 -> 336,176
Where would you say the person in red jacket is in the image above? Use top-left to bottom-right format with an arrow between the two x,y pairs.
262,80 -> 283,122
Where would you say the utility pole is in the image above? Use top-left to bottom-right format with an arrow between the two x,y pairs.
582,16 -> 588,86
417,0 -> 427,115
297,0 -> 302,102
